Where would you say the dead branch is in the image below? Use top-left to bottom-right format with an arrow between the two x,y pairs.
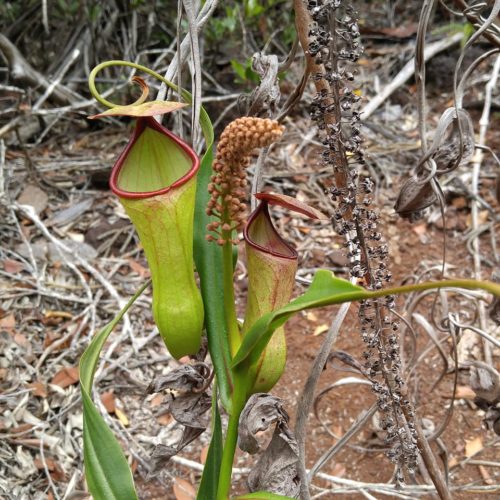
0,33 -> 81,106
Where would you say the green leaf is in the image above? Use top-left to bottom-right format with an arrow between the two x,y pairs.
230,60 -> 247,81
80,282 -> 149,500
233,270 -> 364,368
190,104 -> 232,413
233,269 -> 500,370
234,492 -> 296,499
197,390 -> 223,499
244,0 -> 265,17
194,145 -> 233,411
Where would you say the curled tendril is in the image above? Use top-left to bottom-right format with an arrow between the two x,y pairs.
88,60 -> 182,109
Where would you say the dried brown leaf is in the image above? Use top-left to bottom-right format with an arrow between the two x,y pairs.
172,478 -> 196,500
44,311 -> 73,320
101,391 -> 116,414
412,223 -> 427,236
394,176 -> 437,219
156,413 -> 173,426
0,313 -> 16,331
3,259 -> 24,273
28,381 -> 48,398
51,367 -> 79,388
128,259 -> 150,278
150,394 -> 164,408
14,332 -> 28,346
239,394 -> 289,454
17,185 -> 48,215
454,386 -> 476,400
34,457 -> 65,481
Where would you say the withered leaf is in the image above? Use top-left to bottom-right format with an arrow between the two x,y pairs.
3,259 -> 24,274
148,368 -> 211,474
147,364 -> 210,394
51,367 -> 79,388
164,392 -> 211,428
17,184 -> 48,215
238,394 -> 289,455
28,381 -> 48,398
428,108 -> 475,174
0,313 -> 16,331
172,477 -> 196,500
101,391 -> 116,414
469,363 -> 500,404
149,426 -> 205,474
394,176 -> 437,220
416,108 -> 475,176
239,394 -> 300,498
247,425 -> 300,498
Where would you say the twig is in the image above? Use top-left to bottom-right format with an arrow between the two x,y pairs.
0,139 -> 5,197
0,33 -> 82,105
156,0 -> 219,108
415,0 -> 435,154
182,0 -> 202,146
40,436 -> 60,500
32,49 -> 81,112
469,54 -> 500,365
295,299 -> 353,500
12,203 -> 131,345
361,33 -> 463,119
308,403 -> 378,480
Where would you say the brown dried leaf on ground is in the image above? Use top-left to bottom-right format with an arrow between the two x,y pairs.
0,313 -> 16,331
17,185 -> 49,215
51,367 -> 79,388
100,390 -> 116,413
172,477 -> 196,500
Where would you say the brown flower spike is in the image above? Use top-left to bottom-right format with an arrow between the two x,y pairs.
206,117 -> 284,245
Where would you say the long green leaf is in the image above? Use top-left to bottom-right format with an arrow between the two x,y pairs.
232,270 -> 500,369
197,388 -> 223,499
194,144 -> 233,411
80,282 -> 149,500
233,271 -> 362,368
234,493 -> 297,499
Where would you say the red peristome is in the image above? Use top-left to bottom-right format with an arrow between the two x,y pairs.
254,192 -> 328,220
109,116 -> 199,200
244,201 -> 298,260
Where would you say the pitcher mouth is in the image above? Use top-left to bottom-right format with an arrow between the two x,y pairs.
110,116 -> 199,200
244,201 -> 298,260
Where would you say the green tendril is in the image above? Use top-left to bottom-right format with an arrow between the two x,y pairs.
88,60 -> 183,109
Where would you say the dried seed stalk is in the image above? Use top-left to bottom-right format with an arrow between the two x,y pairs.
302,0 -> 419,485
